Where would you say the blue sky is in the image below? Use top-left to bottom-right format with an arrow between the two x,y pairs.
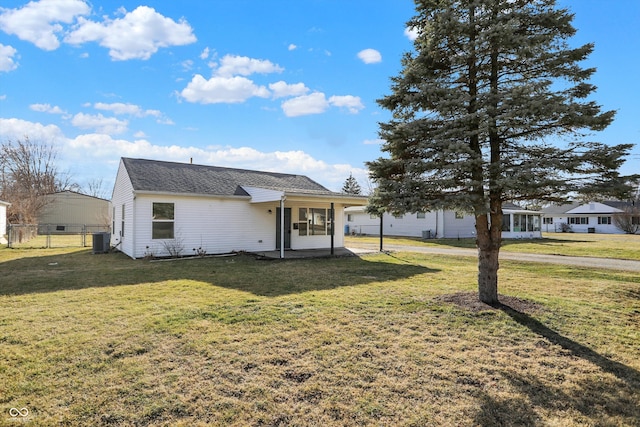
0,0 -> 638,196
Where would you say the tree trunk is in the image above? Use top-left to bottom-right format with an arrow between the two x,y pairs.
476,212 -> 500,305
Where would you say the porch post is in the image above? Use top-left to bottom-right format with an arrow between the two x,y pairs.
330,202 -> 334,255
280,196 -> 286,259
379,213 -> 383,252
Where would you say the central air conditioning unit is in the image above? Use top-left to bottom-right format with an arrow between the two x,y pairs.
92,232 -> 111,254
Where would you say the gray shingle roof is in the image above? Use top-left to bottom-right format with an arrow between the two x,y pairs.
122,158 -> 334,196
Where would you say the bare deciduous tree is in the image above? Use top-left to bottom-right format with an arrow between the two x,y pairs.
613,206 -> 640,234
0,137 -> 75,223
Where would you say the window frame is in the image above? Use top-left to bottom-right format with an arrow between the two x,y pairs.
298,207 -> 330,236
152,202 -> 175,239
597,216 -> 611,225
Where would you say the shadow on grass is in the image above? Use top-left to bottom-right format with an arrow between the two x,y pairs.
0,249 -> 438,297
498,304 -> 640,388
472,303 -> 640,426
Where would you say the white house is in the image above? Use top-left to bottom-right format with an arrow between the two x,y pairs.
345,203 -> 542,239
0,200 -> 10,244
110,158 -> 368,259
542,201 -> 636,234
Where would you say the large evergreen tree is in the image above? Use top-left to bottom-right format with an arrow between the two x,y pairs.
367,0 -> 634,304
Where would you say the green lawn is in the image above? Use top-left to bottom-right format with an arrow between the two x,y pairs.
0,245 -> 638,426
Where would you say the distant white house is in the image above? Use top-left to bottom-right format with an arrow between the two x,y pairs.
111,158 -> 367,259
345,203 -> 542,239
0,200 -> 10,244
542,201 -> 638,234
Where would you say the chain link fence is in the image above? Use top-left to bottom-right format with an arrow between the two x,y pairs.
7,224 -> 111,249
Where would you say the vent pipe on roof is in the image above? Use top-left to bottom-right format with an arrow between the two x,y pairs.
190,158 -> 193,164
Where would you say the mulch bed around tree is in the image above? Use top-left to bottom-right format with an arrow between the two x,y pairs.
436,291 -> 543,314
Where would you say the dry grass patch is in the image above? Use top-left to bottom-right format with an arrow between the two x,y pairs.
0,247 -> 638,426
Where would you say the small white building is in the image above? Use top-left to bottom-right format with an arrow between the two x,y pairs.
541,201 -> 634,234
0,200 -> 10,244
345,203 -> 542,239
38,190 -> 111,233
111,158 -> 367,259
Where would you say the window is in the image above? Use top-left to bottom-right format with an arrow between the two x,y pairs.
513,214 -> 524,232
543,217 -> 553,224
298,208 -> 330,236
598,216 -> 611,225
502,214 -> 511,231
347,214 -> 354,222
152,203 -> 174,239
121,204 -> 125,237
112,207 -> 115,233
417,212 -> 426,219
454,211 -> 464,219
532,215 -> 541,231
569,217 -> 588,225
512,214 -> 541,232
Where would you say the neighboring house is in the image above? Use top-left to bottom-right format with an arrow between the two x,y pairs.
345,203 -> 542,239
0,200 -> 10,244
37,190 -> 111,233
111,158 -> 368,259
542,201 -> 638,234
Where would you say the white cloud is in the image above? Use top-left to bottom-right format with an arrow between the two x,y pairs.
0,118 -> 366,191
0,117 -> 65,141
200,47 -> 210,60
357,48 -> 382,64
65,6 -> 196,60
329,95 -> 364,114
30,103 -> 66,114
92,102 -> 173,124
94,102 -> 142,116
71,112 -> 128,134
281,92 -> 329,117
0,0 -> 90,50
0,43 -> 18,72
281,93 -> 365,117
180,74 -> 270,104
180,54 -> 285,105
215,54 -> 283,77
269,81 -> 309,99
288,44 -> 297,51
405,26 -> 419,41
95,103 -> 130,116
181,59 -> 194,71
363,138 -> 384,146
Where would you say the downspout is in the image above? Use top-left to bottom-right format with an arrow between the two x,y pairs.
131,191 -> 136,258
280,195 -> 286,259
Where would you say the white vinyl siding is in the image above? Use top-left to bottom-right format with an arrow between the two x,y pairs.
135,195 -> 274,258
110,161 -> 135,256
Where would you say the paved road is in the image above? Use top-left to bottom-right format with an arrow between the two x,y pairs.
346,243 -> 640,272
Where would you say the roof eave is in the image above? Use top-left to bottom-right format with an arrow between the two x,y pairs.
132,190 -> 251,200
